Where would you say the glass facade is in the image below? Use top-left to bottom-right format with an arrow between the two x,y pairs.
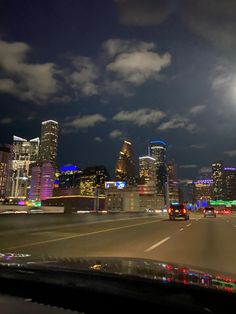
39,120 -> 58,163
224,168 -> 236,201
212,162 -> 225,200
115,140 -> 136,185
149,140 -> 167,195
0,145 -> 11,198
10,136 -> 40,198
139,156 -> 156,185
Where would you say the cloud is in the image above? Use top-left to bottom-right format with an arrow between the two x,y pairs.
190,144 -> 206,149
0,117 -> 13,124
113,108 -> 165,126
115,1 -> 236,50
64,114 -> 106,131
109,129 -> 124,139
94,136 -> 103,142
0,40 -> 58,103
115,0 -> 172,26
199,167 -> 211,174
158,115 -> 200,132
103,80 -> 134,97
211,64 -> 236,105
179,164 -> 198,169
181,0 -> 236,49
69,56 -> 99,96
224,149 -> 236,157
107,46 -> 171,85
190,105 -> 206,115
103,38 -> 156,57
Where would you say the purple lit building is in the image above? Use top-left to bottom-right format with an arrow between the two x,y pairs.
29,161 -> 55,201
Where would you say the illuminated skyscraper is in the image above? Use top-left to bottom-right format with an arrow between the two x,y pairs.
194,179 -> 213,201
80,166 -> 110,195
10,136 -> 40,198
212,162 -> 225,200
167,160 -> 179,202
149,140 -> 167,194
224,167 -> 236,200
0,144 -> 11,198
30,120 -> 59,201
139,156 -> 156,185
115,140 -> 135,185
29,161 -> 55,200
39,120 -> 58,163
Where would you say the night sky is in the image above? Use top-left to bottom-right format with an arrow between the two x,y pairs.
1,0 -> 236,180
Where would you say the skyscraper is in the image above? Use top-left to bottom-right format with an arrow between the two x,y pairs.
39,120 -> 58,163
29,120 -> 59,201
194,179 -> 213,201
80,166 -> 110,195
10,136 -> 40,198
167,160 -> 179,203
212,162 -> 225,200
149,140 -> 167,194
115,140 -> 135,185
29,161 -> 55,201
139,156 -> 156,185
224,167 -> 236,200
0,144 -> 11,198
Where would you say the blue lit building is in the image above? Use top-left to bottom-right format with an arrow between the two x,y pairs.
58,164 -> 82,189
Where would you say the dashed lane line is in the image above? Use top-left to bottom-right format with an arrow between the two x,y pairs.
144,237 -> 171,253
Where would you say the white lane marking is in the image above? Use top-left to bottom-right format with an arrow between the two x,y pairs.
1,219 -> 164,251
180,228 -> 184,231
144,237 -> 171,252
186,223 -> 191,227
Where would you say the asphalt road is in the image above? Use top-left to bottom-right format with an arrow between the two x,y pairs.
0,212 -> 236,278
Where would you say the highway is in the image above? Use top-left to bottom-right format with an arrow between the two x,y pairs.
0,212 -> 236,278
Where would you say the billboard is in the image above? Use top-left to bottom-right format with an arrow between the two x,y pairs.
105,181 -> 126,189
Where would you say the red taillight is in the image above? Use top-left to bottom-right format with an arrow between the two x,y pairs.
183,208 -> 187,214
168,208 -> 172,214
204,209 -> 206,213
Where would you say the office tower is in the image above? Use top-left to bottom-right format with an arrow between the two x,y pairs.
167,160 -> 179,202
115,140 -> 135,185
29,162 -> 41,200
80,166 -> 110,195
224,167 -> 236,200
149,140 -> 167,194
58,165 -> 82,189
39,120 -> 58,163
194,179 -> 213,201
10,136 -> 40,198
0,144 -> 11,198
40,161 -> 56,200
139,156 -> 156,185
30,119 -> 59,201
212,162 -> 225,200
29,161 -> 55,201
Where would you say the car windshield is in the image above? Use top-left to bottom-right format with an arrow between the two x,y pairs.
0,0 -> 236,294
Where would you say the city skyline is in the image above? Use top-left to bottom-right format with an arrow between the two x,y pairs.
1,1 -> 236,181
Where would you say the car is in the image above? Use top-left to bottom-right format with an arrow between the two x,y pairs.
204,207 -> 216,218
168,204 -> 189,220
